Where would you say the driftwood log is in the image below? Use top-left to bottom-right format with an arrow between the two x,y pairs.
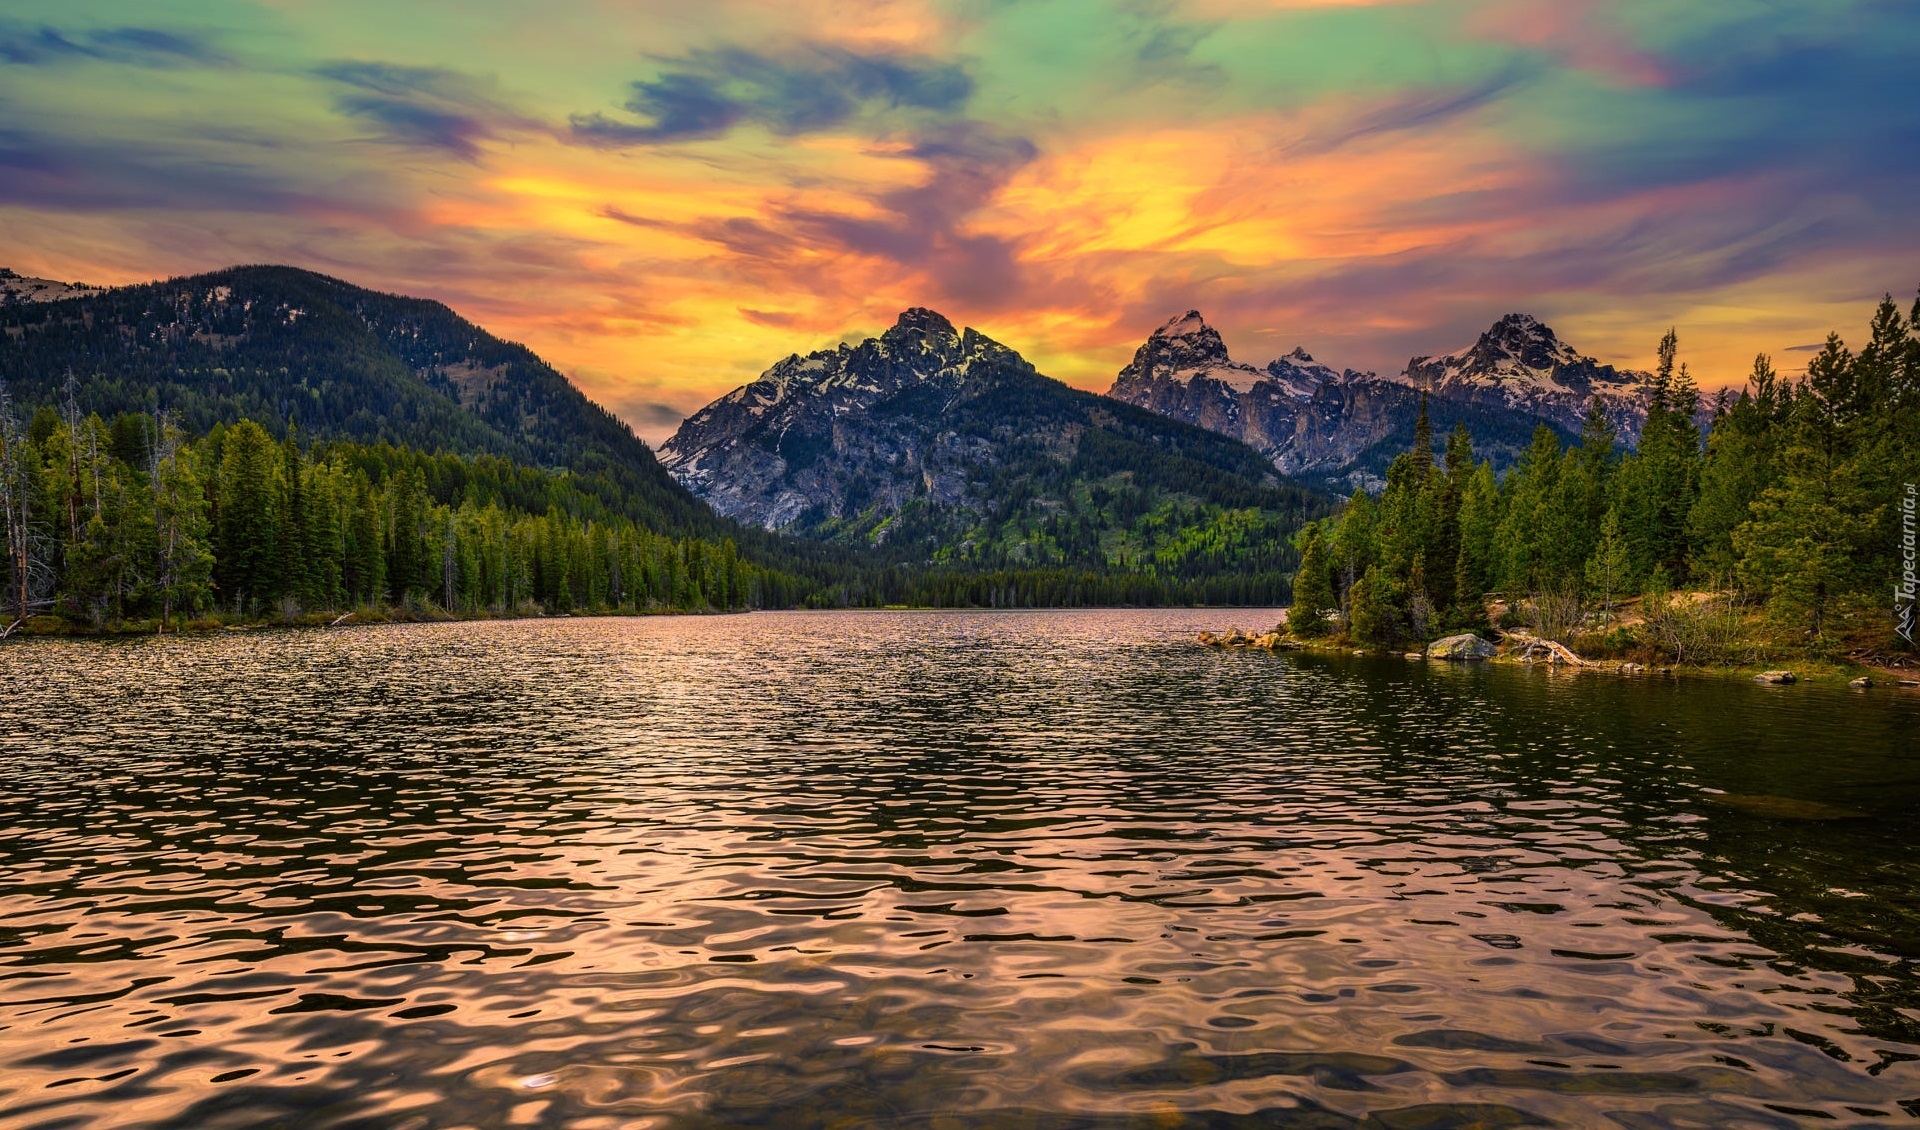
1501,631 -> 1590,667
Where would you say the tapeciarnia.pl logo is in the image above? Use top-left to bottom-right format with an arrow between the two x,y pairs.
1899,482 -> 1917,645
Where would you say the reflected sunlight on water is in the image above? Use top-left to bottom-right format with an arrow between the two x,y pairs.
2,610 -> 1918,1127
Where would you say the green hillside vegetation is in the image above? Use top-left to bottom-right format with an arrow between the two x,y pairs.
1289,293 -> 1920,666
0,274 -> 1337,629
799,368 -> 1333,605
0,403 -> 796,633
0,400 -> 1326,632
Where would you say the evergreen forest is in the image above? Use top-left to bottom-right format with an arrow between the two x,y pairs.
0,401 -> 1324,633
1289,294 -> 1920,663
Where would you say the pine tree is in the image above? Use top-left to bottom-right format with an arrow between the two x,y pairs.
276,427 -> 312,609
1733,337 -> 1880,639
1348,564 -> 1404,649
214,419 -> 280,614
1289,525 -> 1335,636
1585,506 -> 1630,618
1688,354 -> 1785,579
1327,488 -> 1378,609
1616,330 -> 1701,583
150,413 -> 212,629
1452,461 -> 1498,615
387,468 -> 427,603
1493,425 -> 1562,593
345,475 -> 385,605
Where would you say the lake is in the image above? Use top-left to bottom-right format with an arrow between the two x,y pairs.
2,610 -> 1917,1128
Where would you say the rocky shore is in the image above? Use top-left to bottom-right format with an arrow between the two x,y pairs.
1195,626 -> 1920,688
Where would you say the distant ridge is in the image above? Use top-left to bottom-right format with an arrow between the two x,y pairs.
1106,311 -> 1655,489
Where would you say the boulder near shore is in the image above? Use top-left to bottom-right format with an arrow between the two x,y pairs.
1427,634 -> 1498,661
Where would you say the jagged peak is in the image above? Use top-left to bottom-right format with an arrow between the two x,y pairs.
1490,312 -> 1547,334
890,307 -> 957,337
1283,345 -> 1318,362
1151,309 -> 1216,340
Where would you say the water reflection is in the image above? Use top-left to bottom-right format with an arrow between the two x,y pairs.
1,611 -> 1917,1128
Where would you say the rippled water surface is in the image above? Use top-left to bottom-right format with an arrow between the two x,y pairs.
4,610 -> 1920,1129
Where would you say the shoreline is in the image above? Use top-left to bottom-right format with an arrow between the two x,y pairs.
0,603 -> 757,640
1196,626 -> 1920,689
1,603 -> 1286,641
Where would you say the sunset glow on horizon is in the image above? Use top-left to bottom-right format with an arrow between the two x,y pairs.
4,0 -> 1916,441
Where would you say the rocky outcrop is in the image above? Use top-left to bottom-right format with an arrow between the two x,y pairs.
1427,633 -> 1498,661
1397,314 -> 1653,438
1197,628 -> 1297,650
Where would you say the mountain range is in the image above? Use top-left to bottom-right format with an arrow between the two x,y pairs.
1106,311 -> 1654,489
658,308 -> 1326,581
0,266 -> 1328,603
5,261 -> 1661,602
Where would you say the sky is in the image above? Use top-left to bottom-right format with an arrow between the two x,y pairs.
3,1 -> 1917,443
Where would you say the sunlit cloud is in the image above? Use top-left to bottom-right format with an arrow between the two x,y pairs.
0,0 -> 1914,443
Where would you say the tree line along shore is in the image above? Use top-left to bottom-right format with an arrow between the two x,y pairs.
4,290 -> 1915,665
1283,293 -> 1919,674
0,405 -> 1306,637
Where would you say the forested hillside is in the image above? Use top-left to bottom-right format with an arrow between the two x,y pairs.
0,399 -> 1326,632
3,269 -> 1351,625
0,401 -> 801,632
1290,294 -> 1920,661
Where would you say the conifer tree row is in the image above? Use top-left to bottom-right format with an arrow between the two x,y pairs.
0,412 -> 789,632
1290,292 -> 1920,654
0,409 -> 1321,633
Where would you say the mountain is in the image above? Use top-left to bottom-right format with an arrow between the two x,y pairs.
1396,313 -> 1653,434
659,309 -> 1329,584
1106,311 -> 1653,490
0,263 -> 718,533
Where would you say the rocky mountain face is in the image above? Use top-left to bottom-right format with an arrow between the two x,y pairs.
658,309 -> 1327,571
659,309 -> 1016,531
1106,311 -> 1653,489
1397,313 -> 1653,435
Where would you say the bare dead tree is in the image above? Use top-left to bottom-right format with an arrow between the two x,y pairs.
0,389 -> 55,636
60,371 -> 83,545
1526,580 -> 1586,645
607,528 -> 622,609
442,514 -> 456,612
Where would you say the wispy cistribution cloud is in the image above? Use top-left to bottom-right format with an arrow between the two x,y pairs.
0,0 -> 1915,441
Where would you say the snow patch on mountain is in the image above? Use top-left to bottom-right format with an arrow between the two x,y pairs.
1118,310 -> 1271,394
0,268 -> 107,305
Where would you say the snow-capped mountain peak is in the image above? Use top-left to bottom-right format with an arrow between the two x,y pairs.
1114,310 -> 1269,395
1263,347 -> 1346,399
1400,313 -> 1651,406
657,307 -> 1031,524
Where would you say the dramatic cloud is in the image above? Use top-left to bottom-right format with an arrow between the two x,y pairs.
0,0 -> 1915,441
318,62 -> 543,161
570,44 -> 973,145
